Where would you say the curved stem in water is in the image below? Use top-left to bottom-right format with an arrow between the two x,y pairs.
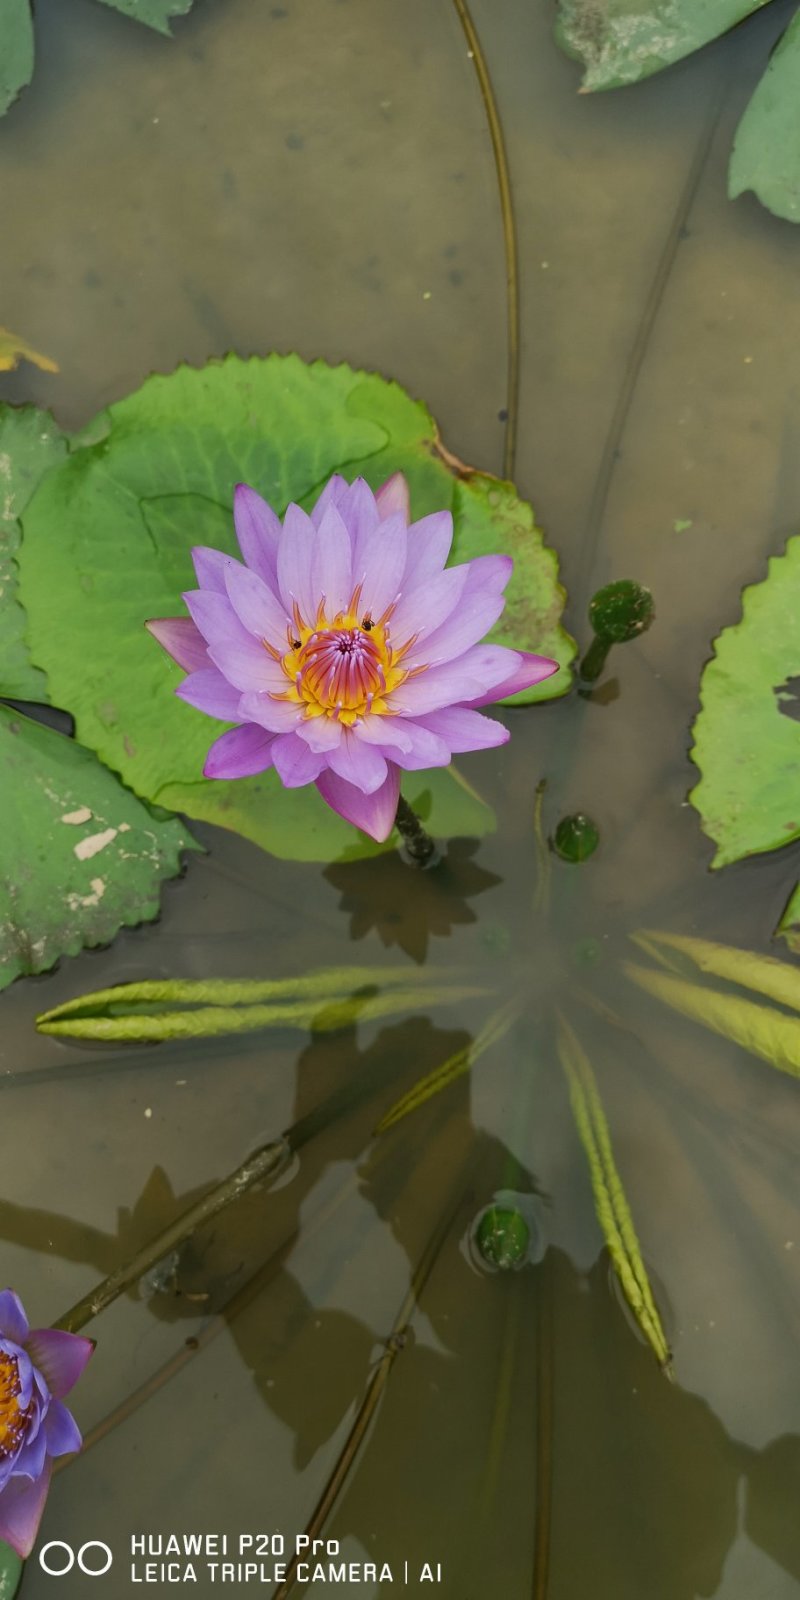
450,0 -> 520,480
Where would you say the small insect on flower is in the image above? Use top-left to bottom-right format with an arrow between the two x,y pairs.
0,1291 -> 93,1558
148,472 -> 558,841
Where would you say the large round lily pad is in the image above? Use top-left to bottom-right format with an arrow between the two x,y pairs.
690,536 -> 800,868
19,355 -> 573,862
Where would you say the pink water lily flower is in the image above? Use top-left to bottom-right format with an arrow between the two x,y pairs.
148,473 -> 558,841
0,1290 -> 93,1558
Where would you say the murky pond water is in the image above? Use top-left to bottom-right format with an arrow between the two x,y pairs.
2,0 -> 800,1594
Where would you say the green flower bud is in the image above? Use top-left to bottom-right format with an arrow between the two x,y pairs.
553,813 -> 599,863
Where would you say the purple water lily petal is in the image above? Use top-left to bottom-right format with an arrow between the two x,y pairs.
203,724 -> 276,779
176,669 -> 242,722
24,1329 -> 93,1400
404,555 -> 512,668
271,732 -> 327,787
389,644 -> 518,717
14,1427 -> 48,1483
0,1460 -> 52,1559
354,512 -> 407,618
356,715 -> 449,770
295,714 -> 343,752
342,478 -> 381,549
316,765 -> 401,842
390,563 -> 470,651
354,715 -> 414,754
146,618 -> 209,673
327,729 -> 388,793
402,510 -> 453,589
0,1291 -> 28,1345
416,705 -> 509,752
277,503 -> 317,624
312,505 -> 353,620
272,732 -> 328,790
233,484 -> 281,583
12,1350 -> 33,1410
224,561 -> 291,650
310,473 -> 350,529
206,640 -> 285,696
148,471 -> 560,834
238,690 -> 303,734
375,472 -> 410,523
463,648 -> 559,707
192,546 -> 235,594
43,1400 -> 82,1458
373,720 -> 451,771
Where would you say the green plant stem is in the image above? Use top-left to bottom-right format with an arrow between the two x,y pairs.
273,1157 -> 475,1600
450,0 -> 519,479
394,794 -> 438,865
578,634 -> 612,683
53,1139 -> 290,1334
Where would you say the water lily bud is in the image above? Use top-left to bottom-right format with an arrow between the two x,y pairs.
580,579 -> 655,681
589,580 -> 655,643
553,812 -> 599,863
475,1205 -> 530,1269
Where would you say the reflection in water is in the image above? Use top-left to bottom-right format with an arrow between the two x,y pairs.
324,839 -> 502,964
2,0 -> 800,1591
4,1008 -> 799,1596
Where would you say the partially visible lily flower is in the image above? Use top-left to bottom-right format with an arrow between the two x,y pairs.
0,1291 -> 93,1558
148,473 -> 558,841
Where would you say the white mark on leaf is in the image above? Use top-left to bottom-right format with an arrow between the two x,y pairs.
73,828 -> 117,861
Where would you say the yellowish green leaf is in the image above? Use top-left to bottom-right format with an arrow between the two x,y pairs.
0,328 -> 57,374
632,929 -> 800,1014
557,1013 -> 671,1369
376,994 -> 522,1132
624,961 -> 800,1080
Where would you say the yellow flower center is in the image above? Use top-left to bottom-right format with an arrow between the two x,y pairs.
0,1353 -> 29,1459
269,589 -> 418,726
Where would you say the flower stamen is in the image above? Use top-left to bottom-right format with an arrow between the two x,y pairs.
0,1354 -> 29,1460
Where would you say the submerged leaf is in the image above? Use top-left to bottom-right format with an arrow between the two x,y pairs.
557,1014 -> 671,1369
632,929 -> 800,1013
36,963 -> 468,1022
729,10 -> 800,223
0,707 -> 196,993
624,960 -> 800,1079
554,0 -> 771,92
376,995 -> 522,1131
37,979 -> 487,1042
0,327 -> 58,374
690,536 -> 800,866
17,356 -> 570,863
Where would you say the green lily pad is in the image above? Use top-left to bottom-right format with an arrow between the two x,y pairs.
0,403 -> 196,991
0,0 -> 193,123
0,405 -> 66,701
0,704 -> 196,993
554,0 -> 771,91
0,0 -> 33,117
19,355 -> 572,862
729,10 -> 800,223
0,1541 -> 22,1599
94,0 -> 194,32
690,536 -> 800,867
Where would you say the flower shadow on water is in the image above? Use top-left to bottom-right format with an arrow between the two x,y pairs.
4,1015 -> 800,1592
323,837 -> 502,963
